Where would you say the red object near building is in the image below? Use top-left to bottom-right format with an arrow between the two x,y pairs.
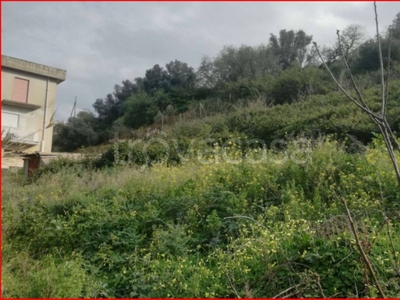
24,153 -> 41,177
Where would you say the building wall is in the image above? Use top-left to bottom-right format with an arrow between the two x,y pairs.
2,68 -> 58,152
1,56 -> 65,169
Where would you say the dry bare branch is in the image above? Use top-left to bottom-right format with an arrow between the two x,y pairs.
225,271 -> 241,298
341,197 -> 386,298
374,2 -> 386,117
312,42 -> 382,123
336,30 -> 372,113
272,283 -> 302,298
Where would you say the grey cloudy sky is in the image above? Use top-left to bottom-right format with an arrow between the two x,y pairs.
2,2 -> 400,121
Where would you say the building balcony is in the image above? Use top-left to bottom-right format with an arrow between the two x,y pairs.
2,126 -> 39,146
2,99 -> 41,110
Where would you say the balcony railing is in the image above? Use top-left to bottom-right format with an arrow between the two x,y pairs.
2,126 -> 39,145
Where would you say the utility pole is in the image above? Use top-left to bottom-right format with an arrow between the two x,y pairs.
70,96 -> 77,118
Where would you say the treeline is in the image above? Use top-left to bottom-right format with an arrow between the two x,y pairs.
53,13 -> 400,152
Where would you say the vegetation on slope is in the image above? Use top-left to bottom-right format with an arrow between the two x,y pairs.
3,138 -> 400,297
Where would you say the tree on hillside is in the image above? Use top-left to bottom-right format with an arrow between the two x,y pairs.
114,80 -> 141,103
52,111 -> 99,152
196,45 -> 279,87
93,79 -> 142,126
389,12 -> 400,39
340,24 -> 366,58
123,92 -> 158,128
353,38 -> 400,73
197,55 -> 220,88
143,64 -> 172,94
93,93 -> 120,124
142,60 -> 196,94
269,29 -> 313,69
166,60 -> 196,89
351,13 -> 400,73
321,24 -> 366,64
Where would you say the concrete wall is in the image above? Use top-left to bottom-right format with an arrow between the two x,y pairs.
1,155 -> 24,169
2,55 -> 66,83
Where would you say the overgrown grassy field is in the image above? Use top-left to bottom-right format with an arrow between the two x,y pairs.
2,137 -> 400,297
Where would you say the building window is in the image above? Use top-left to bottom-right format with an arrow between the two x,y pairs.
2,112 -> 19,128
12,78 -> 29,103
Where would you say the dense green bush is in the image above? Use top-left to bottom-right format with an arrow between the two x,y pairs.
2,245 -> 101,297
123,92 -> 159,128
93,138 -> 182,169
31,157 -> 87,181
270,66 -> 333,104
353,39 -> 400,73
52,111 -> 101,152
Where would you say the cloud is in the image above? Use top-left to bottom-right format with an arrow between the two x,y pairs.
90,25 -> 217,65
2,2 -> 400,121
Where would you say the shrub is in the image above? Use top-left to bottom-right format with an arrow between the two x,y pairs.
270,66 -> 332,105
2,250 -> 100,298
